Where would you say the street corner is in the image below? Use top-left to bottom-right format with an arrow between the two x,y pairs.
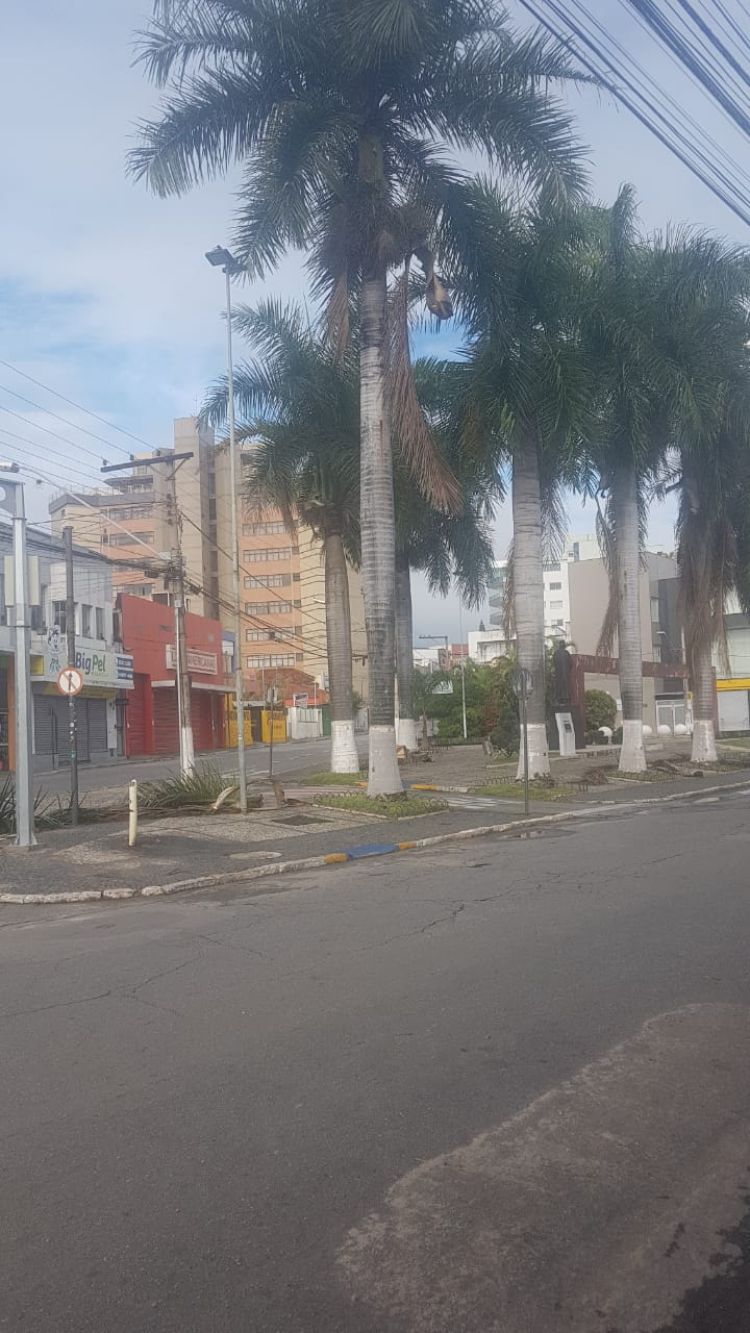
336,1004 -> 750,1333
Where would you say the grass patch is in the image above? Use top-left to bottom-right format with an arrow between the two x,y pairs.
313,792 -> 449,818
300,770 -> 366,786
472,780 -> 577,801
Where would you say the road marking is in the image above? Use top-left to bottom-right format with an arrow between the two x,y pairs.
338,1005 -> 750,1333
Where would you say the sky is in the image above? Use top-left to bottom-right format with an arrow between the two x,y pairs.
1,0 -> 748,639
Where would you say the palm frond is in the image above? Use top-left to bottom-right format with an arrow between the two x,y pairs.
389,268 -> 462,512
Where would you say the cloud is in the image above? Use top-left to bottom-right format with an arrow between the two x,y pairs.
0,0 -> 717,632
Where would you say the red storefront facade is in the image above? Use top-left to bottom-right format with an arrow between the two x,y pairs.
119,595 -> 230,759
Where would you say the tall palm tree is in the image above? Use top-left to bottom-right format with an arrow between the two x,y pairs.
582,188 -> 669,774
202,300 -> 362,772
647,235 -> 750,762
454,187 -> 593,777
130,0 -> 587,794
588,202 -> 750,772
394,358 -> 497,751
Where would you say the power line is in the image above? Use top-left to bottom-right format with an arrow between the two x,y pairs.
519,0 -> 750,228
0,359 -> 150,457
0,382 -> 134,461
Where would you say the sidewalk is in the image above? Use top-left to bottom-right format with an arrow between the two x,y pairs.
2,763 -> 749,904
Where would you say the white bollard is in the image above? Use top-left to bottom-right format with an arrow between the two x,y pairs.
128,779 -> 138,848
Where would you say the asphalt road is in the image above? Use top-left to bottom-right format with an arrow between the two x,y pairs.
3,788 -> 750,1330
33,735 -> 366,794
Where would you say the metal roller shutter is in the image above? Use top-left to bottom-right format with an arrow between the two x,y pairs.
87,699 -> 108,756
153,689 -> 178,756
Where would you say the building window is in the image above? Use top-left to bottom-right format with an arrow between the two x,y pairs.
52,600 -> 67,635
105,504 -> 153,521
246,654 -> 295,668
245,600 -> 293,615
242,520 -> 288,536
243,547 -> 293,562
108,532 -> 155,547
549,600 -> 563,611
96,607 -> 105,639
243,574 -> 291,588
81,604 -> 92,637
245,630 -> 273,642
548,581 -> 562,591
651,596 -> 660,624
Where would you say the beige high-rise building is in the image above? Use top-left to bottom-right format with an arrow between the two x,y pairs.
49,417 -> 366,702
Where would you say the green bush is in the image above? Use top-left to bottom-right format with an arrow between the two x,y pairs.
585,689 -> 617,733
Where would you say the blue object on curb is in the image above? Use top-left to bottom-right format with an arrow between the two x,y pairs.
347,843 -> 399,859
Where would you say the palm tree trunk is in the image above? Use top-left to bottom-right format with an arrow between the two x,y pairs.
324,530 -> 360,773
360,264 -> 402,795
512,440 -> 550,779
395,552 -> 418,752
612,459 -> 647,773
690,639 -> 718,763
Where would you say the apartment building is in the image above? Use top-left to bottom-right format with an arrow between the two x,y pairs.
49,418 -> 218,615
50,417 -> 366,702
487,533 -> 601,642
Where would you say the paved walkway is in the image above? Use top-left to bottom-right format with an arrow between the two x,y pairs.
3,763 -> 750,901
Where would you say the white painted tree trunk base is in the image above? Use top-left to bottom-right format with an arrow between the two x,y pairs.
396,717 -> 419,752
691,719 -> 717,765
330,720 -> 360,774
619,719 -> 647,773
368,725 -> 403,796
180,726 -> 195,775
516,723 -> 550,780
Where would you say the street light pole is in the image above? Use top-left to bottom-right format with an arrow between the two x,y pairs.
206,245 -> 248,814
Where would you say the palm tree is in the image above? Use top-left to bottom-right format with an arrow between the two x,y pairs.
202,300 -> 362,773
581,188 -> 669,774
648,235 -> 750,763
130,0 -> 587,794
394,358 -> 497,751
454,188 -> 593,777
587,201 -> 750,772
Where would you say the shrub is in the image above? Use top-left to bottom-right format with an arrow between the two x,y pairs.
585,689 -> 617,733
139,762 -> 231,812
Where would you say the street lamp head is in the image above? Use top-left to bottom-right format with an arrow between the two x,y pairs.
0,461 -> 20,474
205,245 -> 244,274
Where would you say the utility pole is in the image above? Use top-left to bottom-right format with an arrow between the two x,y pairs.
457,599 -> 468,741
206,244 -> 249,812
63,526 -> 79,824
0,467 -> 36,846
102,451 -> 195,775
168,462 -> 195,776
171,548 -> 195,776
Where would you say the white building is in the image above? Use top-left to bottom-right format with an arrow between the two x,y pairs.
486,533 -> 606,645
467,628 -> 511,664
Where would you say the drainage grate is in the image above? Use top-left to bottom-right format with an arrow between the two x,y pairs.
276,814 -> 328,826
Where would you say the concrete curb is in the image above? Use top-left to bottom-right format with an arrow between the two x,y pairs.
1,776 -> 748,906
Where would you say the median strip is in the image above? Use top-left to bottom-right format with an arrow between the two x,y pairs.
1,777 -> 748,906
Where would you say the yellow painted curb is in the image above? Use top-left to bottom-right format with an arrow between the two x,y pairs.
398,841 -> 417,851
324,852 -> 350,864
411,784 -> 438,791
